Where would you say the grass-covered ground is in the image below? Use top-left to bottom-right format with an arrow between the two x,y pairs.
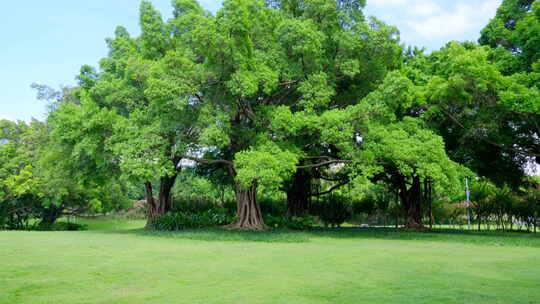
2,219 -> 540,304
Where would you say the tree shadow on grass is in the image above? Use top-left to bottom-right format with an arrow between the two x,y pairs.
98,227 -> 312,243
99,226 -> 540,247
307,227 -> 540,247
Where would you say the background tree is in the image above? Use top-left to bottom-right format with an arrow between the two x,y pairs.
480,0 -> 539,74
62,0 -> 209,226
356,118 -> 467,228
170,0 -> 402,229
0,116 -> 128,229
403,42 -> 538,187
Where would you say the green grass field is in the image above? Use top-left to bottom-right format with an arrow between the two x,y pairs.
2,219 -> 540,304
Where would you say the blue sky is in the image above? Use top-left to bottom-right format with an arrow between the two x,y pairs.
0,0 -> 501,121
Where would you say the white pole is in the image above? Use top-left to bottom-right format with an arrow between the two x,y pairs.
466,178 -> 471,230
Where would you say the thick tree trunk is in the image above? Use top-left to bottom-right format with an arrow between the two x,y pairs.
394,190 -> 399,229
286,168 -> 311,217
228,182 -> 266,230
400,175 -> 424,229
158,175 -> 176,212
425,179 -> 434,229
145,174 -> 177,228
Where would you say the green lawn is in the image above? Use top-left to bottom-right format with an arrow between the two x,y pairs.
2,220 -> 540,304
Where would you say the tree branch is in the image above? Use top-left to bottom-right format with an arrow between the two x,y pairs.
297,159 -> 352,169
442,106 -> 540,158
181,155 -> 234,167
311,180 -> 349,197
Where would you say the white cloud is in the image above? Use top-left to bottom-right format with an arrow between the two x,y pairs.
370,0 -> 408,6
409,2 -> 442,17
406,4 -> 472,38
0,114 -> 14,121
406,1 -> 500,39
366,0 -> 502,49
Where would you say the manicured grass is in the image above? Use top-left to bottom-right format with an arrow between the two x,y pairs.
63,217 -> 147,231
1,220 -> 540,304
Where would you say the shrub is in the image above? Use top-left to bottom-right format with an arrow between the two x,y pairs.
223,197 -> 285,218
286,216 -> 315,230
0,204 -> 8,229
258,198 -> 286,217
172,198 -> 223,214
352,197 -> 377,216
33,221 -> 87,231
264,215 -> 315,230
263,215 -> 284,229
313,195 -> 352,227
151,210 -> 234,231
0,199 -> 34,230
222,199 -> 237,216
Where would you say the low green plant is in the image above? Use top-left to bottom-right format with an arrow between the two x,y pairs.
264,215 -> 315,230
34,221 -> 88,231
313,195 -> 352,227
258,198 -> 287,217
352,196 -> 377,216
286,216 -> 316,230
172,198 -> 224,215
151,210 -> 233,231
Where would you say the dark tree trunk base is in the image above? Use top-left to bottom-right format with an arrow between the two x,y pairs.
145,175 -> 177,229
227,183 -> 267,230
400,175 -> 424,230
286,168 -> 311,217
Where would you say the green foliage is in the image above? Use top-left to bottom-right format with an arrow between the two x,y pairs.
470,180 -> 498,224
171,198 -> 227,215
480,0 -> 540,73
466,178 -> 540,231
521,188 -> 540,225
234,142 -> 298,190
6,0 -> 540,232
264,215 -> 315,230
352,196 -> 377,216
173,169 -> 234,204
150,210 -> 233,230
312,194 -> 352,227
359,118 -> 468,194
0,117 -> 126,229
68,0 -> 206,189
257,197 -> 287,217
33,221 -> 88,231
406,42 -> 537,187
501,71 -> 540,114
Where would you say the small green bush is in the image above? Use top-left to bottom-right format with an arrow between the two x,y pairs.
172,198 -> 224,215
171,197 -> 286,219
313,195 -> 352,227
151,210 -> 234,231
352,197 -> 377,216
34,222 -> 88,231
222,200 -> 237,215
286,216 -> 316,230
258,198 -> 287,217
264,215 -> 315,230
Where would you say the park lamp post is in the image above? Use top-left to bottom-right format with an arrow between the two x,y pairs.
465,178 -> 471,230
